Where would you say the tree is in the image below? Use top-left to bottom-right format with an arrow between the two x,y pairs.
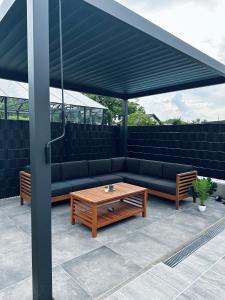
128,112 -> 156,126
86,94 -> 146,125
163,118 -> 188,125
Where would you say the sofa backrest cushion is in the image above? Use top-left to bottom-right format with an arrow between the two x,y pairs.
140,160 -> 163,178
111,157 -> 125,172
61,160 -> 88,180
125,158 -> 140,173
24,164 -> 62,182
89,159 -> 111,176
51,163 -> 62,182
163,162 -> 193,180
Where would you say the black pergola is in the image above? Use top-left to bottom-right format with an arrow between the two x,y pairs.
1,0 -> 225,299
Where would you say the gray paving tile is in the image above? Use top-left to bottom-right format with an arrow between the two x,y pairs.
94,215 -> 153,244
139,220 -> 193,250
182,251 -> 217,274
106,291 -> 130,300
62,246 -> 141,298
0,266 -> 91,300
0,249 -> 31,290
52,230 -> 102,266
211,257 -> 225,276
0,199 -> 30,218
174,262 -> 201,283
178,277 -> 225,300
149,263 -> 192,292
118,272 -> 179,300
0,214 -> 16,231
107,232 -> 171,267
11,211 -> 31,235
164,210 -> 212,235
201,270 -> 225,291
0,227 -> 30,255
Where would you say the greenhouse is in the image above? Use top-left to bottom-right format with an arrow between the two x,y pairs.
0,79 -> 106,124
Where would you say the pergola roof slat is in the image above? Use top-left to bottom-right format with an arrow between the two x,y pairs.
0,0 -> 225,99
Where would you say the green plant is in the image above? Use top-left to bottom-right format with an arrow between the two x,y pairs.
192,178 -> 215,206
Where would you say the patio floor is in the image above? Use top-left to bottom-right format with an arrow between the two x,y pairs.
0,195 -> 225,299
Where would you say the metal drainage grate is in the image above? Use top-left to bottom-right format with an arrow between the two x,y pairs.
164,218 -> 225,268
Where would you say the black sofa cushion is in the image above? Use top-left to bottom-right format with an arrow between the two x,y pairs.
51,163 -> 62,182
140,160 -> 163,178
111,157 -> 125,172
122,173 -> 176,195
163,162 -> 193,180
125,158 -> 140,173
92,174 -> 123,186
89,159 -> 111,176
149,178 -> 176,195
61,160 -> 88,180
51,177 -> 98,197
24,164 -> 62,182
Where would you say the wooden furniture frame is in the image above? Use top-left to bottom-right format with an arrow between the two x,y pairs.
70,182 -> 148,237
20,171 -> 70,205
20,170 -> 197,210
148,171 -> 198,210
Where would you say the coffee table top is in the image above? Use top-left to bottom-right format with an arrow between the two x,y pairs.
70,182 -> 147,204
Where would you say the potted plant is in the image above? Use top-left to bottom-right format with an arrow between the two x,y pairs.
191,178 -> 217,212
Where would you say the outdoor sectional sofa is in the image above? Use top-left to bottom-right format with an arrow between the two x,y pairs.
20,157 -> 197,209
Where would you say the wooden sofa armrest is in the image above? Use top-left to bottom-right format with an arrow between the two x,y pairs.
20,171 -> 31,204
176,170 -> 197,199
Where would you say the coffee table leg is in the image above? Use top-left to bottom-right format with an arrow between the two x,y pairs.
92,204 -> 97,238
142,191 -> 148,217
70,195 -> 75,225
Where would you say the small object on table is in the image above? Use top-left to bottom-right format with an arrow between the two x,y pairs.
104,184 -> 115,193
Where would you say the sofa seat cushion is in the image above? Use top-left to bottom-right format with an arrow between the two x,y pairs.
92,174 -> 123,186
120,173 -> 176,195
51,178 -> 98,197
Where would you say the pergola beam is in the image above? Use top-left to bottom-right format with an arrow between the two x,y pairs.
122,99 -> 128,156
27,0 -> 52,299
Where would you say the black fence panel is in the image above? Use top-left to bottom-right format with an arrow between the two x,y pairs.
0,120 -> 120,198
128,124 -> 225,180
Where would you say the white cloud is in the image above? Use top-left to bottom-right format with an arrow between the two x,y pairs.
117,0 -> 225,122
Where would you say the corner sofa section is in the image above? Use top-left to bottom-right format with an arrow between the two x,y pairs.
20,157 -> 197,209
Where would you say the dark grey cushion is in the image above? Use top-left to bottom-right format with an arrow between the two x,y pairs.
89,159 -> 111,176
51,163 -> 62,182
122,173 -> 176,195
61,160 -> 88,180
140,160 -> 163,178
111,157 -> 125,172
51,177 -> 98,196
163,162 -> 193,180
24,164 -> 62,182
149,178 -> 176,195
92,174 -> 123,185
125,158 -> 140,173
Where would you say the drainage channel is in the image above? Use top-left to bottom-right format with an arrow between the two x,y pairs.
164,217 -> 225,268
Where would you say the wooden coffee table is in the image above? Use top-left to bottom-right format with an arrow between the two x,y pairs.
70,182 -> 148,237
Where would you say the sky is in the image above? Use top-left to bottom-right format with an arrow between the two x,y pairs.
0,0 -> 225,121
116,0 -> 225,122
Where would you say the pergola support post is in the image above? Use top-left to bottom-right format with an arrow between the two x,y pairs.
27,1 -> 52,299
122,98 -> 128,156
4,97 -> 7,120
